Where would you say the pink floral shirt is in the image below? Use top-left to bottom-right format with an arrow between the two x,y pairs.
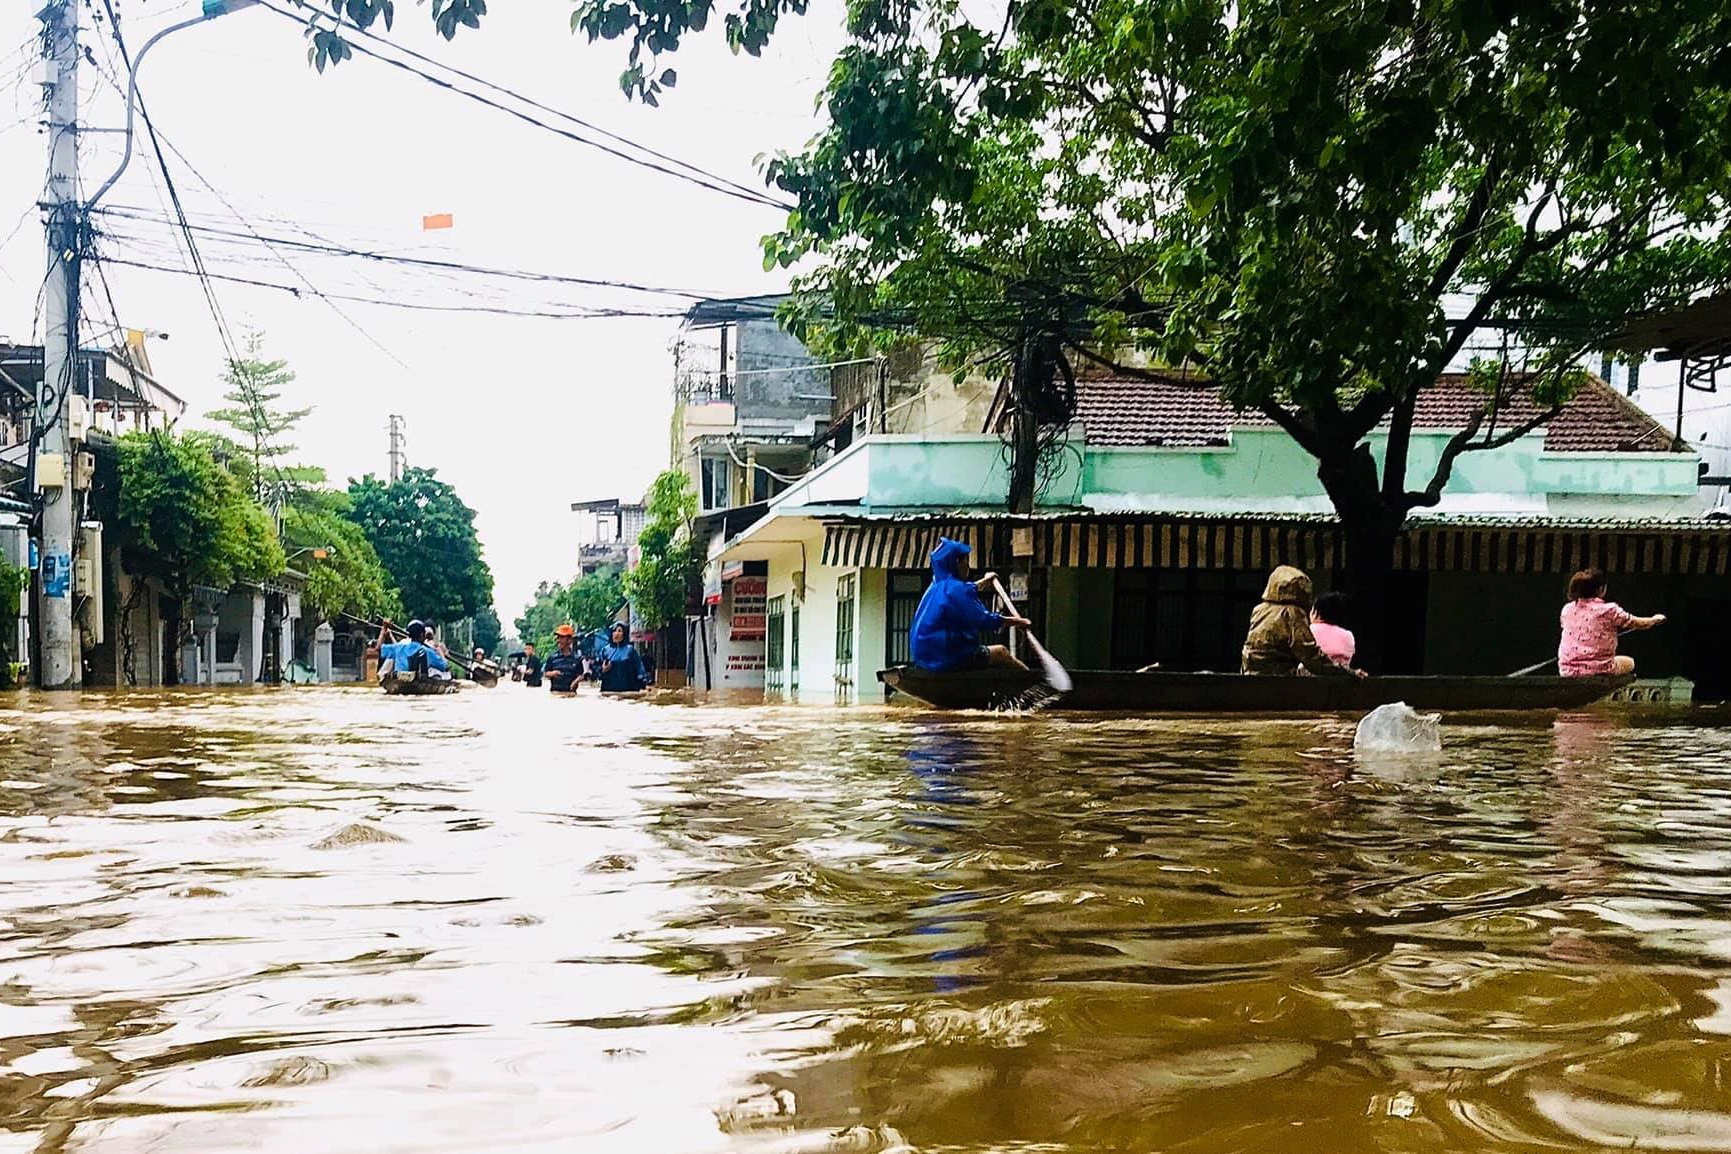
1558,597 -> 1633,676
1310,622 -> 1355,668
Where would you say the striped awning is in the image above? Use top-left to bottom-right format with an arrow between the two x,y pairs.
820,515 -> 1731,575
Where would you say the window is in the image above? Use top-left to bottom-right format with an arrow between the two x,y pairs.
834,573 -> 856,704
750,467 -> 791,504
700,457 -> 731,511
886,571 -> 924,667
789,605 -> 801,701
766,595 -> 786,698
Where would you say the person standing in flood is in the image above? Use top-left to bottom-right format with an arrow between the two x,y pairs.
909,538 -> 1031,672
598,622 -> 650,694
1242,566 -> 1365,678
1558,569 -> 1665,677
544,625 -> 585,693
509,642 -> 543,687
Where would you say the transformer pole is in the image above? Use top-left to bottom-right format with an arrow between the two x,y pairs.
36,0 -> 81,689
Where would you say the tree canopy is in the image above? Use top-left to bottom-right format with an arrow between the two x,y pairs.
623,470 -> 701,632
115,431 -> 286,600
282,489 -> 403,625
473,606 -> 503,655
207,332 -> 314,512
513,580 -> 568,655
345,467 -> 494,625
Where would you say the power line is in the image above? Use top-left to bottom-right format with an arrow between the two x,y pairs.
81,43 -> 414,372
91,204 -> 729,300
261,0 -> 795,211
277,0 -> 781,208
99,0 -> 300,507
99,256 -> 690,319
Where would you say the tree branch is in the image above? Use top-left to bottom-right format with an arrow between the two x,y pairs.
1426,154 -> 1505,298
1403,403 -> 1561,511
1259,399 -> 1323,457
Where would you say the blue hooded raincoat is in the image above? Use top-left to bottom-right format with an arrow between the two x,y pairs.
909,538 -> 1004,671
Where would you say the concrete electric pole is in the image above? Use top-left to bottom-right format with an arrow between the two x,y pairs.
36,0 -> 81,689
388,414 -> 405,482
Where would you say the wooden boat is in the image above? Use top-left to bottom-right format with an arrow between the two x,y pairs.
380,670 -> 461,696
877,665 -> 1635,713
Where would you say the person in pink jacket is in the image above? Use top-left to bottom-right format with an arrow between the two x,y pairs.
1558,569 -> 1665,677
1308,591 -> 1356,669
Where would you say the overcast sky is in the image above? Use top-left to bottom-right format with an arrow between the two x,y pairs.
0,0 -> 843,622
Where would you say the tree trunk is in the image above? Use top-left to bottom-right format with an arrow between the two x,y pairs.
1316,446 -> 1404,673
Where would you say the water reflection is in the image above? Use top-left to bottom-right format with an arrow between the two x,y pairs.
0,689 -> 1727,1150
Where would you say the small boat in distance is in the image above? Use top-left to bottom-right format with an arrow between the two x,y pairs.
877,666 -> 1635,713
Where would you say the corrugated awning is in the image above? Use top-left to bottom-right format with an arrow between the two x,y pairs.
821,514 -> 1731,575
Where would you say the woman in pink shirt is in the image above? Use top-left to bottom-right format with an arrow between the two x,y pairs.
1309,591 -> 1356,669
1558,569 -> 1665,677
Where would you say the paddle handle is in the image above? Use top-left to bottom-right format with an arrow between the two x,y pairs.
989,577 -> 1047,655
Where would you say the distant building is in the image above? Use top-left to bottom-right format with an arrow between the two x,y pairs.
570,497 -> 645,576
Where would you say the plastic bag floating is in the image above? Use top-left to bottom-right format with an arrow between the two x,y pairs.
1354,702 -> 1442,753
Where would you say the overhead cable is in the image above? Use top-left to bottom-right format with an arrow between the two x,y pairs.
260,0 -> 795,211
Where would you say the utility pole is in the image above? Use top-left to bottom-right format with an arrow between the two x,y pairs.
36,0 -> 80,689
388,414 -> 405,482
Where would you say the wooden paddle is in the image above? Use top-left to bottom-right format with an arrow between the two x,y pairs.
989,576 -> 1073,693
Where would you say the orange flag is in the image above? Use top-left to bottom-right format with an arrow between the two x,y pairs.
422,213 -> 454,231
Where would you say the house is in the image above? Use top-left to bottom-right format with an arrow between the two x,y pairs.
1615,289 -> 1731,510
705,371 -> 1731,702
571,497 -> 644,576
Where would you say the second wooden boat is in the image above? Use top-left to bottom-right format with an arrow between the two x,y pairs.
877,665 -> 1634,713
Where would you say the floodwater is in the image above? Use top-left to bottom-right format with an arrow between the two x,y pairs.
0,691 -> 1730,1153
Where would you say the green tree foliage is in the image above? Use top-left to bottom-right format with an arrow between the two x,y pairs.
206,332 -> 313,511
563,565 -> 626,634
0,561 -> 26,688
538,0 -> 1731,656
473,606 -> 503,655
115,432 -> 285,602
513,580 -> 567,654
623,470 -> 701,631
281,489 -> 403,625
346,467 -> 494,626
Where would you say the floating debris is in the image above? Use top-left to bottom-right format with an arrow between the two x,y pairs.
309,823 -> 405,850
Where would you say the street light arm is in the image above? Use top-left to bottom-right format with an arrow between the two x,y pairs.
87,2 -> 258,211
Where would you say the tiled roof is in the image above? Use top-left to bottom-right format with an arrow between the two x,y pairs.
1075,372 -> 1682,453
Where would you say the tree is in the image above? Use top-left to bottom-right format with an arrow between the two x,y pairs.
115,431 -> 285,604
473,605 -> 503,655
563,565 -> 626,634
345,467 -> 494,625
281,489 -> 403,625
513,580 -> 568,654
206,332 -> 314,511
623,470 -> 701,632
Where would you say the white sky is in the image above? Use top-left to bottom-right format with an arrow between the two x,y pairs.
0,0 -> 843,621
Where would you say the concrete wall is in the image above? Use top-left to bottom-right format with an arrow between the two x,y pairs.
736,319 -> 831,422
769,430 -> 1700,519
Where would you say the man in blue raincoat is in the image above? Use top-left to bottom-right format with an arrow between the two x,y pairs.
909,538 -> 1031,672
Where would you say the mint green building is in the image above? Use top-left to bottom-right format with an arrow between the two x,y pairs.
705,375 -> 1731,702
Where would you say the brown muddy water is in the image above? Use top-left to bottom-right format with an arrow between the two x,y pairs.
0,689 -> 1729,1152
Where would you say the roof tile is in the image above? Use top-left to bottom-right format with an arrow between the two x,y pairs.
1074,373 -> 1681,453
